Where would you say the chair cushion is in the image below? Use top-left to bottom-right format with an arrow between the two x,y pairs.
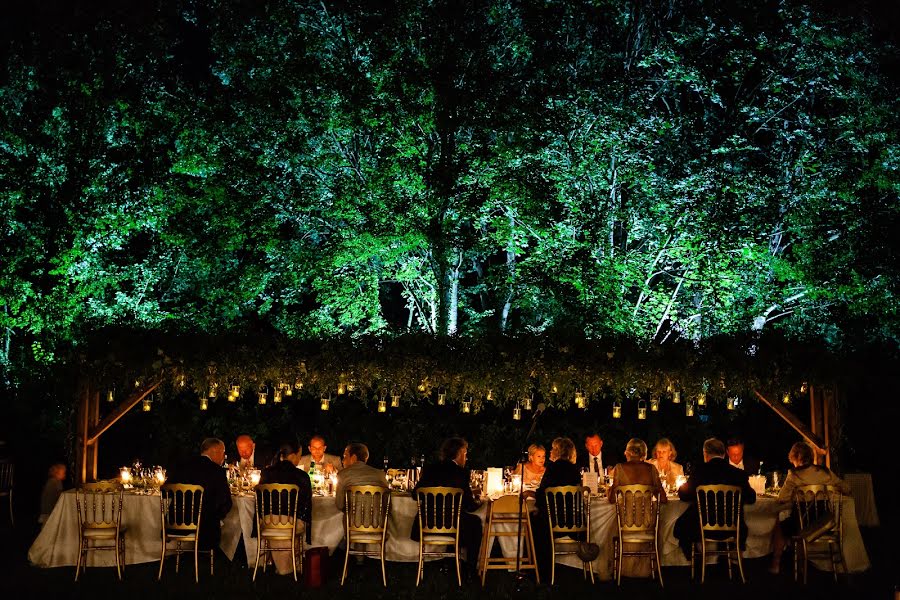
422,534 -> 456,544
260,529 -> 297,539
349,534 -> 383,544
82,528 -> 119,539
619,532 -> 656,542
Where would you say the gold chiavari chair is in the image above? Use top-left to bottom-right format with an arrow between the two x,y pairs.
74,482 -> 125,581
158,483 -> 210,583
253,483 -> 304,582
478,493 -> 539,586
691,484 -> 745,583
613,484 -> 663,587
791,484 -> 846,583
544,485 -> 594,585
341,485 -> 391,586
0,461 -> 13,527
415,486 -> 464,587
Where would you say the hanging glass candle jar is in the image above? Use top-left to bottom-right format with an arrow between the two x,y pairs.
637,399 -> 647,420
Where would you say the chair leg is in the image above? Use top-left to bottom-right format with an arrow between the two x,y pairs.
175,543 -> 181,574
550,538 -> 556,585
614,538 -> 621,586
655,541 -> 664,588
253,538 -> 262,581
341,538 -> 351,585
74,537 -> 84,582
726,542 -> 733,580
158,539 -> 166,581
735,544 -> 746,584
291,535 -> 297,583
700,542 -> 707,584
209,548 -> 214,575
454,541 -> 462,587
9,490 -> 13,528
194,544 -> 199,583
380,536 -> 388,587
527,520 -> 540,585
115,535 -> 122,581
416,542 -> 424,587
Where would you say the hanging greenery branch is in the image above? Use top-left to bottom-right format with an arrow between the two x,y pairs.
78,327 -> 841,410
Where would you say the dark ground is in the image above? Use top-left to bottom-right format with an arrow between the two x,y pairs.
1,512 -> 895,600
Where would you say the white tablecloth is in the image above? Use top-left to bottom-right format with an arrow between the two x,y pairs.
28,490 -> 871,579
844,473 -> 880,527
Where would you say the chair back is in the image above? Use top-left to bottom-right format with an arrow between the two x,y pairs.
75,485 -> 123,531
614,484 -> 660,534
345,485 -> 391,534
416,486 -> 463,535
255,483 -> 299,530
792,484 -> 843,534
544,485 -> 589,534
695,484 -> 741,535
0,461 -> 12,492
160,483 -> 204,533
489,493 -> 528,518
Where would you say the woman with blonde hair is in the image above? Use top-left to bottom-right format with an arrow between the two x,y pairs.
514,443 -> 546,487
647,438 -> 684,489
608,438 -> 667,504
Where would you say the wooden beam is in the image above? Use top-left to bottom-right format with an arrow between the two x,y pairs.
809,385 -> 819,464
823,387 -> 833,469
76,380 -> 90,485
87,380 -> 162,445
753,390 -> 826,453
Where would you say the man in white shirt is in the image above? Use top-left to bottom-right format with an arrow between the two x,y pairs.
584,433 -> 604,476
726,437 -> 760,474
298,435 -> 343,474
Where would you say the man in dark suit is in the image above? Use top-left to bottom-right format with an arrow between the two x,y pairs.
673,437 -> 756,560
167,438 -> 233,551
411,437 -> 482,576
726,436 -> 761,475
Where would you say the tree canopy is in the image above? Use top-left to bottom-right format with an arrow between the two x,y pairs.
2,0 -> 899,380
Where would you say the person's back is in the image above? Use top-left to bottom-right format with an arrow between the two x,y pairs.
166,439 -> 232,550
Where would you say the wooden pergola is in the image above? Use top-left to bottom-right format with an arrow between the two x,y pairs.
74,377 -> 840,484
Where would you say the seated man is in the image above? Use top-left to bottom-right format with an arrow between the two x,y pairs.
257,441 -> 312,575
298,435 -> 343,474
673,437 -> 756,560
335,443 -> 388,512
411,437 -> 482,576
166,438 -> 233,552
726,436 -> 760,474
236,434 -> 256,469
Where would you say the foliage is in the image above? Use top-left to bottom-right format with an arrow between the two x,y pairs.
1,0 -> 899,384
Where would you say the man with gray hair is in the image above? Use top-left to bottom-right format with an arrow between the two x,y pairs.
673,437 -> 756,560
166,438 -> 233,551
334,442 -> 388,511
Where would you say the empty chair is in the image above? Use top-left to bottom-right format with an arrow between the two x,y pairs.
478,493 -> 539,586
613,484 -> 663,587
544,485 -> 594,585
691,484 -> 745,583
0,461 -> 12,527
74,482 -> 125,581
415,486 -> 463,586
792,484 -> 846,583
341,485 -> 391,586
253,483 -> 304,581
158,483 -> 210,582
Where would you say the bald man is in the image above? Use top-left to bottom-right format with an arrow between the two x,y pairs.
236,434 -> 256,469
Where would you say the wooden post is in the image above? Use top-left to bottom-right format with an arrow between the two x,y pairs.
75,379 -> 91,485
823,387 -> 832,469
809,385 -> 819,465
753,390 -> 826,456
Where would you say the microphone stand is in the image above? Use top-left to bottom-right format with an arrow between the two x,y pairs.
514,406 -> 544,590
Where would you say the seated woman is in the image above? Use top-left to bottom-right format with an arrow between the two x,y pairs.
530,437 -> 581,581
607,438 -> 666,504
769,441 -> 848,574
514,444 -> 546,488
257,441 -> 313,576
646,438 -> 684,491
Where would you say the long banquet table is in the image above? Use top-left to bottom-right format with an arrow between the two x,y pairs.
28,489 -> 870,580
